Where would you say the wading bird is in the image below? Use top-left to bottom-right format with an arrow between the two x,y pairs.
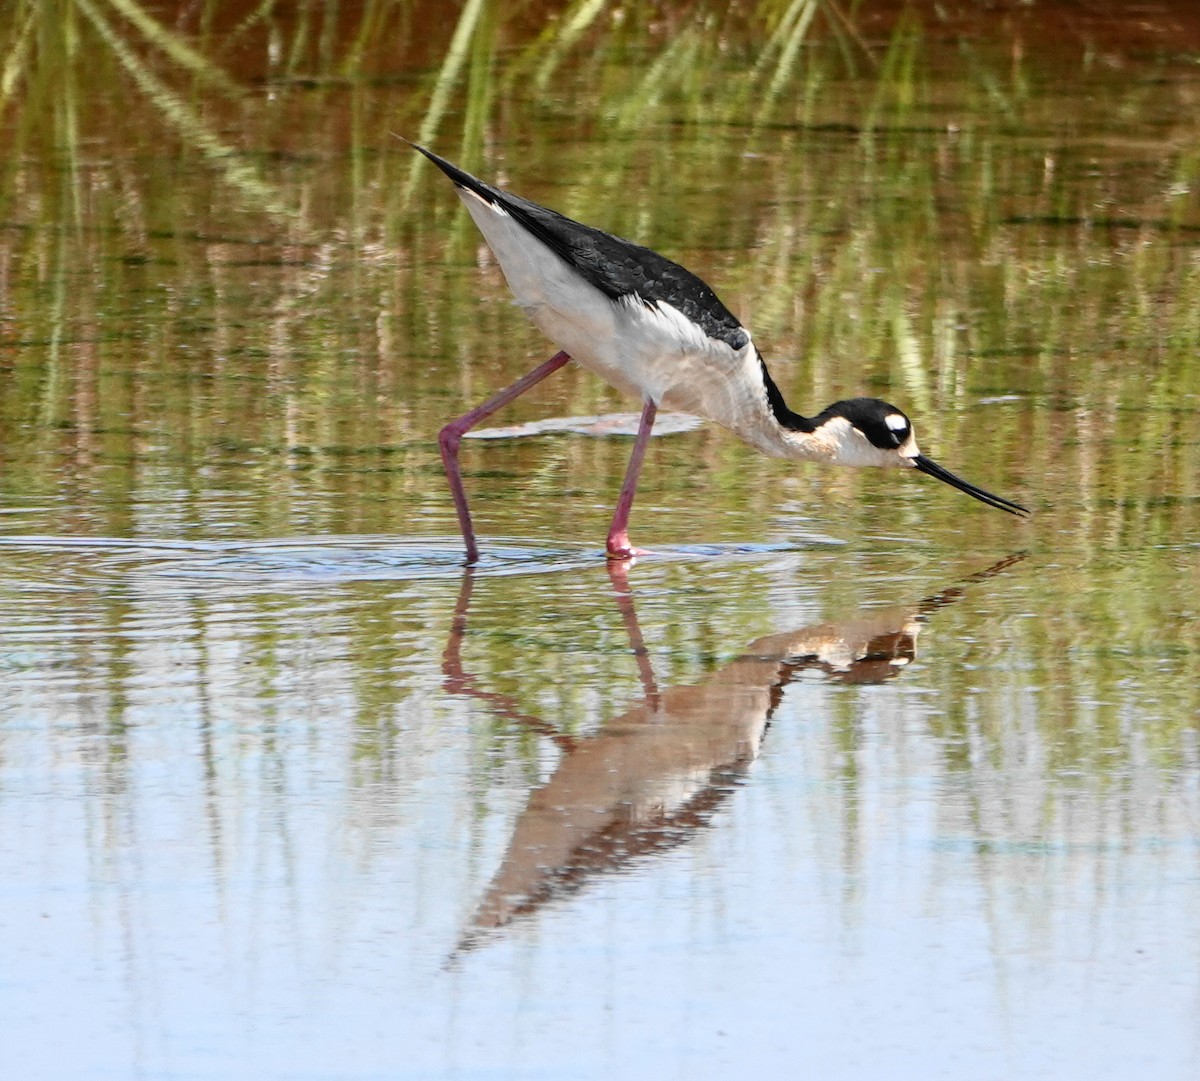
413,143 -> 1028,562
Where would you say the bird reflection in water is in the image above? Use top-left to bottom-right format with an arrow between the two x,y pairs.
444,554 -> 1026,953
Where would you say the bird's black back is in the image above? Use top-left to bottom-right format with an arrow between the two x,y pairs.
413,143 -> 750,351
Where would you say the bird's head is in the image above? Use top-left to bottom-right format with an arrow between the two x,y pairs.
808,398 -> 1029,516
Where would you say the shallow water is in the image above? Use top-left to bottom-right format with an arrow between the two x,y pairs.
2,2 -> 1200,1078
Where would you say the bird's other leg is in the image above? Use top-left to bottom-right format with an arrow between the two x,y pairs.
606,398 -> 658,561
439,351 -> 572,563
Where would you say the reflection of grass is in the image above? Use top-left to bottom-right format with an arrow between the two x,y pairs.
1,0 -> 287,217
75,0 -> 289,216
104,0 -> 241,95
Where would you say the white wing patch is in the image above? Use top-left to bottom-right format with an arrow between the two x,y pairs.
621,294 -> 725,354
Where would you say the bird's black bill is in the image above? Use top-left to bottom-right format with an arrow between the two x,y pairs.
913,455 -> 1029,517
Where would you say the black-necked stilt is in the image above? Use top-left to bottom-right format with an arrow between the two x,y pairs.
413,143 -> 1029,562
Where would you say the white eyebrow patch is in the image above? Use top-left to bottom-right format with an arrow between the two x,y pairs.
885,413 -> 908,432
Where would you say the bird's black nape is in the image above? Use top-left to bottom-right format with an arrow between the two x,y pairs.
913,454 -> 1030,517
758,356 -> 815,433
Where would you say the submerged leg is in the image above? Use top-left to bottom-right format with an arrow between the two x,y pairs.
439,351 -> 572,563
606,398 -> 658,561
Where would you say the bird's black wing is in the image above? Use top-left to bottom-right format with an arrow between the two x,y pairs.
413,143 -> 750,351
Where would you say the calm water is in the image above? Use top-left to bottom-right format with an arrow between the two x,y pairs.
2,3 -> 1200,1078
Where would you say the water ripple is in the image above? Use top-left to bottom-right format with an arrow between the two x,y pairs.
0,533 -> 845,590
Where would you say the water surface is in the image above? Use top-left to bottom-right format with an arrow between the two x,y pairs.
1,3 -> 1199,1078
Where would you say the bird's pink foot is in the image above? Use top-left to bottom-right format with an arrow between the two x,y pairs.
605,538 -> 650,561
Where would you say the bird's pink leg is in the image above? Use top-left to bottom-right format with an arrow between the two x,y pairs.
606,398 -> 658,561
440,351 -> 572,563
